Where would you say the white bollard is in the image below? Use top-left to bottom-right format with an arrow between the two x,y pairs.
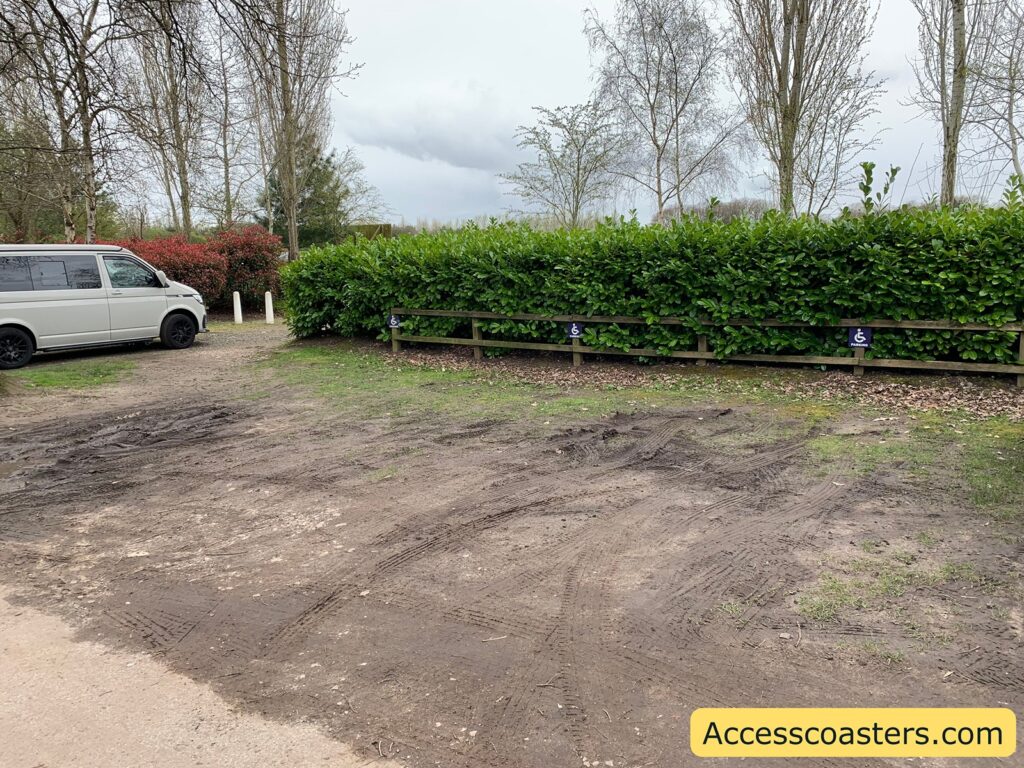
233,291 -> 242,324
265,291 -> 274,324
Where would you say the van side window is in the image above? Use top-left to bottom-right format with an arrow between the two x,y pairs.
104,256 -> 159,288
0,256 -> 33,292
0,254 -> 101,291
30,255 -> 102,290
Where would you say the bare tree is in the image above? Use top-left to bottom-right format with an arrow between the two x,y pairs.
1,0 -> 377,241
726,0 -> 883,215
224,0 -> 359,259
196,13 -> 262,228
2,4 -> 78,241
1,0 -> 132,242
501,103 -> 623,228
123,0 -> 207,235
332,146 -> 386,226
586,0 -> 743,219
142,0 -> 205,235
909,0 -> 1002,206
0,80 -> 65,241
972,1 -> 1024,181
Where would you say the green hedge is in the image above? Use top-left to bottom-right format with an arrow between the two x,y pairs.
281,209 -> 1024,364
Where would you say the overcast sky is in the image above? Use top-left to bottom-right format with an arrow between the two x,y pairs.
328,1 -> 995,225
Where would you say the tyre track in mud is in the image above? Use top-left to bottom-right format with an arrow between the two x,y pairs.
241,411 -> 809,768
258,414 -> 701,656
249,411 -> 824,746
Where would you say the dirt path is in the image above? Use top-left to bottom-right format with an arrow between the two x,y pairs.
0,327 -> 1020,767
0,587 -> 399,768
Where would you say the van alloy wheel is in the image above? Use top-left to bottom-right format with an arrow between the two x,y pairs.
0,328 -> 33,369
160,314 -> 197,350
169,320 -> 193,346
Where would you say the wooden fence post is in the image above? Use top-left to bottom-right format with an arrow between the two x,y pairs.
572,337 -> 582,367
391,325 -> 401,353
697,333 -> 708,367
1018,332 -> 1023,388
853,347 -> 865,377
472,318 -> 483,361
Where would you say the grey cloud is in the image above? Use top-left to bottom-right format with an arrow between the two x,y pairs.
338,92 -> 524,173
329,141 -> 509,222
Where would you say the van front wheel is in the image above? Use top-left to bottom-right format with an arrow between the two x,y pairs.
161,314 -> 197,350
0,327 -> 33,369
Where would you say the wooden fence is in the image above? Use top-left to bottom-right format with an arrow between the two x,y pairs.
388,308 -> 1024,386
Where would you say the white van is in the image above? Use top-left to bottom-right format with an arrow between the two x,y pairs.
0,244 -> 208,369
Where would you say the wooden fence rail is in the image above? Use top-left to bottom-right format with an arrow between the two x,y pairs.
388,307 -> 1024,386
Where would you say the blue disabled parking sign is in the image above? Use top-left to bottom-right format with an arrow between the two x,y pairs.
848,327 -> 872,348
388,314 -> 402,328
566,321 -> 585,339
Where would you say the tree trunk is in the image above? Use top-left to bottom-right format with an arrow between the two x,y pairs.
156,142 -> 181,231
275,0 -> 300,260
162,3 -> 193,237
60,186 -> 76,243
58,131 -> 76,243
778,147 -> 796,214
78,78 -> 97,242
73,4 -> 99,243
222,127 -> 233,228
782,0 -> 810,215
1008,56 -> 1023,178
942,0 -> 968,206
253,107 -> 272,234
82,147 -> 98,243
220,39 -> 234,228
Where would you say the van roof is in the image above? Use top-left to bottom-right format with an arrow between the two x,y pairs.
0,244 -> 125,252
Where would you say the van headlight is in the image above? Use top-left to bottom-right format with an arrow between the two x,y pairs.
191,294 -> 204,306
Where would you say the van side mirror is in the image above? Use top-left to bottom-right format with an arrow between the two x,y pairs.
155,270 -> 170,288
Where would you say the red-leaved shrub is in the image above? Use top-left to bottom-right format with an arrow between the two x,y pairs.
208,226 -> 282,308
115,236 -> 229,304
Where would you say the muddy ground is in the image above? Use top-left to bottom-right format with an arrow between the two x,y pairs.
1,325 -> 1021,768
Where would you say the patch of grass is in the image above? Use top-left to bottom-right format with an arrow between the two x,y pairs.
891,550 -> 916,565
262,340 -> 886,428
859,641 -> 906,667
8,359 -> 135,389
958,421 -> 1024,522
719,601 -> 745,618
208,320 -> 278,333
860,539 -> 883,554
915,530 -> 939,548
901,619 -> 953,647
938,561 -> 988,586
991,605 -> 1011,622
806,433 -> 938,477
797,575 -> 863,622
800,553 -> 1001,625
263,343 -> 792,422
369,466 -> 399,482
774,401 -> 845,426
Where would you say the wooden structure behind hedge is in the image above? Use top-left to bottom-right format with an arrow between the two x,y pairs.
389,307 -> 1024,386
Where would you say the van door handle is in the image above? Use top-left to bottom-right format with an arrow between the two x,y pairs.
111,290 -> 124,296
